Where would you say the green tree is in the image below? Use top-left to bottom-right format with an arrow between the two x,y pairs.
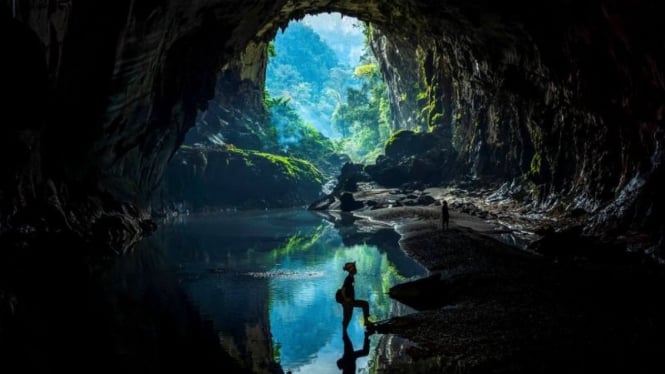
331,47 -> 392,163
266,22 -> 339,99
266,18 -> 392,165
266,20 -> 360,138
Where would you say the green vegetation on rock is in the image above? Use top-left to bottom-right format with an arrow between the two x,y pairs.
161,145 -> 324,210
225,144 -> 324,185
264,91 -> 344,178
331,44 -> 392,164
529,152 -> 542,176
385,129 -> 410,149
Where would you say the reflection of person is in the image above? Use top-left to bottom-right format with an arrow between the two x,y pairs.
341,262 -> 372,329
441,200 -> 449,230
336,329 -> 370,373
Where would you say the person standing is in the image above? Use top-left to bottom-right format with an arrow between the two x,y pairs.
340,262 -> 372,329
441,200 -> 449,230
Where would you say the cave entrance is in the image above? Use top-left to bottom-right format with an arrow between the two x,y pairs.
167,9 -> 431,211
264,13 -> 392,168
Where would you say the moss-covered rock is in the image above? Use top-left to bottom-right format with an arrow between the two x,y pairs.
384,130 -> 439,159
366,131 -> 456,188
156,145 -> 324,212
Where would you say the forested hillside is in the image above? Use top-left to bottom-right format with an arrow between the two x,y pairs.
266,16 -> 392,164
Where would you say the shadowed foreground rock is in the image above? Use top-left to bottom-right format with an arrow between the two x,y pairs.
366,208 -> 665,373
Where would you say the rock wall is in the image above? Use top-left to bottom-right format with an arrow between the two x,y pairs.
369,1 -> 665,251
1,0 -> 663,254
369,29 -> 424,132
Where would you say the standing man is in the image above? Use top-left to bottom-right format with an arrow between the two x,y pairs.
340,262 -> 372,329
441,200 -> 449,230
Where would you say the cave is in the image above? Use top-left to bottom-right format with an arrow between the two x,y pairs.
1,0 -> 664,373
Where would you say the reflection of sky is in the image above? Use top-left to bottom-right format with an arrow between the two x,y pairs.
157,209 -> 427,373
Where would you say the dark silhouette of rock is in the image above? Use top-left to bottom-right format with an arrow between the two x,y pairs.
365,131 -> 455,188
332,162 -> 372,195
339,192 -> 364,212
308,194 -> 336,211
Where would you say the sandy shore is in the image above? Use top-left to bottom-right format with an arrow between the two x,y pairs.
334,186 -> 665,373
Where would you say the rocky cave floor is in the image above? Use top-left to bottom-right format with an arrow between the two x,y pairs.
320,183 -> 665,373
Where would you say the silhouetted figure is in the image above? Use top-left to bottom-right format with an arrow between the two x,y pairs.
340,262 -> 372,329
336,329 -> 370,373
441,200 -> 449,230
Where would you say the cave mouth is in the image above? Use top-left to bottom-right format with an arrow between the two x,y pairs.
167,12 -> 404,212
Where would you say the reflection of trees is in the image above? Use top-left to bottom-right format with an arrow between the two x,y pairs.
268,224 -> 327,261
337,227 -> 426,279
268,223 -> 425,323
268,226 -> 341,366
269,237 -> 425,370
148,211 -> 427,372
158,214 -> 329,271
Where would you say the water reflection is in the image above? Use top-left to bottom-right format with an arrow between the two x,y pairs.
337,330 -> 370,373
150,209 -> 428,373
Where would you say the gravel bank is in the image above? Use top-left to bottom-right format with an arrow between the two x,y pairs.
337,187 -> 665,373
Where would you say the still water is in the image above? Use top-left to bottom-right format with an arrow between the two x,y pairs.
144,208 -> 428,373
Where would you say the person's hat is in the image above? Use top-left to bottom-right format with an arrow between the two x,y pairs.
343,262 -> 356,271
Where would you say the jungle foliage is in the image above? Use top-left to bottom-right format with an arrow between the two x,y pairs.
266,19 -> 392,165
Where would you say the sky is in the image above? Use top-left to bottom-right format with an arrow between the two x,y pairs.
301,12 -> 365,66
